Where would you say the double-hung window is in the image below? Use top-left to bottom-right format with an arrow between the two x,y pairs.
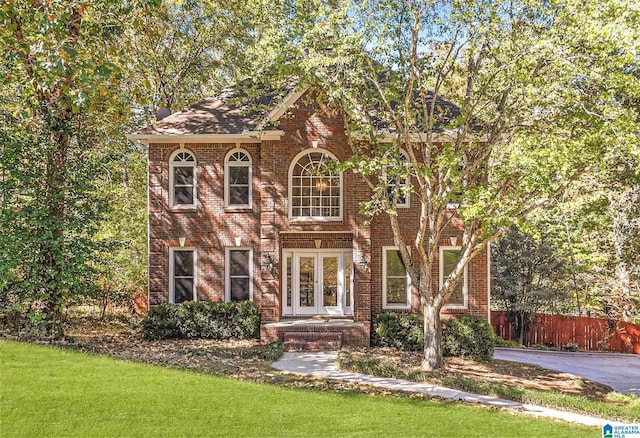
170,248 -> 195,303
440,247 -> 468,308
226,248 -> 252,301
382,247 -> 410,309
169,150 -> 196,208
225,150 -> 252,208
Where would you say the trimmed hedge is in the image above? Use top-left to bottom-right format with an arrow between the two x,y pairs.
372,312 -> 495,361
141,301 -> 260,340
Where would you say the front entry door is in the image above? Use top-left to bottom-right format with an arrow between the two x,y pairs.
292,252 -> 348,315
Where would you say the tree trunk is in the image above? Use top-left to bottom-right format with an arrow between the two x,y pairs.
421,302 -> 443,370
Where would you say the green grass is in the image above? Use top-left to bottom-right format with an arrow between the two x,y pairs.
337,351 -> 640,423
0,342 -> 597,437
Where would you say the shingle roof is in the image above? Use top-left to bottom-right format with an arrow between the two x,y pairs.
135,78 -> 470,137
136,80 -> 298,136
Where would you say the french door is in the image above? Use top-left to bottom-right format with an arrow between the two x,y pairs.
283,251 -> 353,316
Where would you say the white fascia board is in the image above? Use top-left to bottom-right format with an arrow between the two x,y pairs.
258,84 -> 311,130
125,130 -> 285,144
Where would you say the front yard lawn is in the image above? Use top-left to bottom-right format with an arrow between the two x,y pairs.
1,341 -> 595,437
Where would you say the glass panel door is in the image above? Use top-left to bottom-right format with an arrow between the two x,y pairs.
295,255 -> 317,314
322,255 -> 339,309
289,251 -> 352,316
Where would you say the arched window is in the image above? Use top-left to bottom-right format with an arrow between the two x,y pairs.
289,149 -> 342,219
225,149 -> 252,208
169,150 -> 196,208
385,150 -> 410,208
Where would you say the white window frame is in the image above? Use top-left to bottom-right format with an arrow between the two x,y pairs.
384,150 -> 411,209
288,148 -> 343,221
224,148 -> 252,209
440,246 -> 468,309
169,149 -> 197,209
225,247 -> 253,301
382,246 -> 411,309
169,247 -> 197,304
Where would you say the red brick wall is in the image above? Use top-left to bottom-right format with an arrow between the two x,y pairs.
147,95 -> 490,333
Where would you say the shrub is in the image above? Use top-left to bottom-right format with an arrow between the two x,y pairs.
441,316 -> 495,361
372,312 -> 495,361
562,342 -> 580,352
494,337 -> 522,348
141,301 -> 259,340
372,312 -> 423,351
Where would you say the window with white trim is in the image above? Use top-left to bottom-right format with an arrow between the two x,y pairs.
225,149 -> 252,208
383,247 -> 410,308
169,150 -> 196,207
170,248 -> 195,303
226,248 -> 252,301
385,150 -> 410,208
440,247 -> 468,308
289,150 -> 342,219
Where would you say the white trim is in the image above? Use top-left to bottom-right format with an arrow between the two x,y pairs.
382,246 -> 411,310
169,247 -> 197,304
440,246 -> 468,309
486,241 -> 491,321
224,247 -> 253,302
288,148 -> 343,221
224,148 -> 253,209
351,131 -> 490,143
125,131 -> 285,144
282,249 -> 353,316
169,148 -> 197,209
259,84 -> 311,129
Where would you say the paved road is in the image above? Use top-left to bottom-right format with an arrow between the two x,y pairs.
494,348 -> 640,396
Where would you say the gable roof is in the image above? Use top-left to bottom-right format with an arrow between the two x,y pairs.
128,78 -> 474,144
134,79 -> 304,138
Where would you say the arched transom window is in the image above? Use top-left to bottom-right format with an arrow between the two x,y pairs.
170,150 -> 196,207
225,149 -> 252,208
290,150 -> 342,219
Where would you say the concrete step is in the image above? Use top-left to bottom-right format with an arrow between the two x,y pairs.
283,331 -> 342,352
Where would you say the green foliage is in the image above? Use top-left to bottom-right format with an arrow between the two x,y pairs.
491,227 -> 570,343
493,338 -> 522,348
372,312 -> 424,351
373,313 -> 495,361
140,301 -> 260,340
441,316 -> 496,362
266,0 -> 640,368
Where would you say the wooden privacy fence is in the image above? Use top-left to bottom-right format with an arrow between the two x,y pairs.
491,311 -> 640,354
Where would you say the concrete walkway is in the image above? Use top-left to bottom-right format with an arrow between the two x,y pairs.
273,351 -> 608,427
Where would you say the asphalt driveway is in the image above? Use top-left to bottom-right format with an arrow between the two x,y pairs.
494,348 -> 640,396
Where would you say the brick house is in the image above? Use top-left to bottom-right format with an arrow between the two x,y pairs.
127,83 -> 490,349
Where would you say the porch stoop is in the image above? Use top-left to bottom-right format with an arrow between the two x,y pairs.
262,318 -> 369,350
283,332 -> 342,351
